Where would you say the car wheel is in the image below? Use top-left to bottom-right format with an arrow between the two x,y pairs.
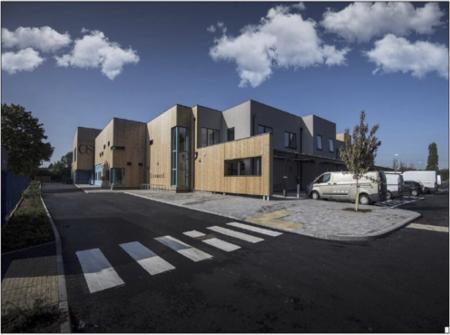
386,191 -> 392,200
411,189 -> 418,197
311,191 -> 320,200
359,194 -> 370,205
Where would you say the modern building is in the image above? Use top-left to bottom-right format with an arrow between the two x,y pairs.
72,127 -> 101,184
72,100 -> 348,197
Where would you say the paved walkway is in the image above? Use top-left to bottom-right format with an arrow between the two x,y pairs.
1,243 -> 59,314
124,190 -> 421,241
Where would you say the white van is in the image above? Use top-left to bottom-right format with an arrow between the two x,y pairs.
308,171 -> 386,205
402,170 -> 439,192
384,172 -> 403,199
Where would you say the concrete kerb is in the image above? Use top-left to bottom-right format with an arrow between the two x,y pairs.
122,191 -> 421,243
40,195 -> 72,333
326,212 -> 422,242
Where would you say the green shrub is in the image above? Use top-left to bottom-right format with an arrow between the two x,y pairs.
2,182 -> 54,253
2,299 -> 62,333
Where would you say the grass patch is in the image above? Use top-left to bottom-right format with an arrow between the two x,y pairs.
1,299 -> 62,333
342,208 -> 372,213
2,181 -> 54,253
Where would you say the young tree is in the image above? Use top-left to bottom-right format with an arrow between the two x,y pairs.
340,111 -> 381,211
426,142 -> 439,171
1,104 -> 53,175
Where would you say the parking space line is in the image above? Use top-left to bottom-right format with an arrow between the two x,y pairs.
207,226 -> 264,243
202,237 -> 241,252
183,230 -> 206,238
75,248 -> 125,294
155,236 -> 213,262
120,241 -> 175,275
406,223 -> 449,233
226,222 -> 283,237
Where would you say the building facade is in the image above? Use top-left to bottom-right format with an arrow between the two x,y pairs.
72,127 -> 101,184
72,100 -> 347,196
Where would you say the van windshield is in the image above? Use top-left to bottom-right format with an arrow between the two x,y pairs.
316,173 -> 330,183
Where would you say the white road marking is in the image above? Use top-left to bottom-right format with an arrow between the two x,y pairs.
226,222 -> 282,237
202,237 -> 241,252
155,236 -> 212,262
120,241 -> 175,275
183,230 -> 206,238
406,223 -> 449,233
207,226 -> 264,243
75,248 -> 124,294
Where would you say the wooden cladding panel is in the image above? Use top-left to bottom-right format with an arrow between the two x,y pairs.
194,133 -> 272,196
147,106 -> 177,189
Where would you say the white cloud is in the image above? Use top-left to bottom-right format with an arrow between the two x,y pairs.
366,34 -> 448,79
209,5 -> 349,87
321,2 -> 444,43
55,29 -> 139,79
1,26 -> 71,52
2,48 -> 44,74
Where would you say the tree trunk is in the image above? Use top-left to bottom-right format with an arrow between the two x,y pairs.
355,178 -> 360,212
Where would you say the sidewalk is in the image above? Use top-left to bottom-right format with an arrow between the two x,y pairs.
124,189 -> 421,241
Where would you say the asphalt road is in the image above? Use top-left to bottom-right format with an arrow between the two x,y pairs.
42,183 -> 448,332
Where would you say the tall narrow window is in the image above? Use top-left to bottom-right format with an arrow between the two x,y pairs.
328,138 -> 335,152
171,127 -> 177,186
316,135 -> 323,150
284,131 -> 297,149
227,128 -> 235,141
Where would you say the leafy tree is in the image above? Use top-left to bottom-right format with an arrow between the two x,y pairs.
340,111 -> 381,211
426,142 -> 439,171
1,104 -> 53,175
49,152 -> 73,182
439,168 -> 448,181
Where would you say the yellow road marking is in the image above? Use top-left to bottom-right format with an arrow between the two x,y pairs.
406,223 -> 449,233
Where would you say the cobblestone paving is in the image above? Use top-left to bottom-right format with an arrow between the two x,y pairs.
125,190 -> 421,240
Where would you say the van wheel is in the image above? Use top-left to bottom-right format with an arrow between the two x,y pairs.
359,194 -> 370,205
311,191 -> 320,200
411,189 -> 418,197
386,191 -> 392,200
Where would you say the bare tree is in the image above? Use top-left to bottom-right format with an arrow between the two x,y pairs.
340,111 -> 381,211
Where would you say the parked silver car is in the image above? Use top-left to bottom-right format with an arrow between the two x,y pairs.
308,171 -> 387,205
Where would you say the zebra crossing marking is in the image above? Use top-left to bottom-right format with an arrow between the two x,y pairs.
155,235 -> 213,262
207,226 -> 264,243
202,237 -> 241,252
120,241 -> 175,275
226,222 -> 282,237
183,230 -> 205,238
75,248 -> 125,294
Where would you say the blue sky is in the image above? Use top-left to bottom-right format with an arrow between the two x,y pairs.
2,2 -> 449,168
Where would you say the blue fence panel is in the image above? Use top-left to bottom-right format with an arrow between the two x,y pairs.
1,171 -> 30,224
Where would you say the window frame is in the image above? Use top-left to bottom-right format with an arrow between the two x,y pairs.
328,138 -> 335,152
224,157 -> 262,177
257,124 -> 273,135
284,131 -> 297,150
316,135 -> 323,151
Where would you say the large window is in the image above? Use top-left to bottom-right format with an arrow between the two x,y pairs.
224,157 -> 262,176
200,128 -> 220,147
328,138 -> 335,152
284,131 -> 297,149
227,127 -> 235,141
316,135 -> 323,150
110,168 -> 125,185
257,124 -> 273,134
171,126 -> 190,187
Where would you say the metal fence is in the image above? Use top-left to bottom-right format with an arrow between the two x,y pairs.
1,171 -> 30,224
